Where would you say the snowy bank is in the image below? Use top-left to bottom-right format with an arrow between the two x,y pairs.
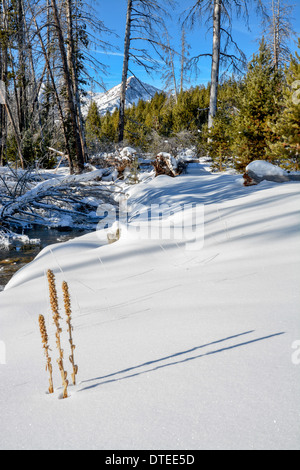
0,164 -> 299,450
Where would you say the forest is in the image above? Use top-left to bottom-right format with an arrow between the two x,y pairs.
0,0 -> 299,175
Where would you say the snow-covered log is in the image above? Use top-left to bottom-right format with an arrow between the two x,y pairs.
105,147 -> 139,180
152,152 -> 187,177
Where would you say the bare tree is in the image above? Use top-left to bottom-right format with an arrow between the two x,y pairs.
261,0 -> 295,71
118,0 -> 174,143
161,29 -> 178,101
182,0 -> 265,131
0,0 -> 111,173
180,26 -> 191,93
0,0 -> 26,168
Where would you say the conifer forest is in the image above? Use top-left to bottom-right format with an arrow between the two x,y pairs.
0,0 -> 299,175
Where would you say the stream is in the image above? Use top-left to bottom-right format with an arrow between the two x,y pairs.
0,226 -> 89,291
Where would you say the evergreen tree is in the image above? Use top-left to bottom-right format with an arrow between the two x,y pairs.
268,39 -> 300,170
118,0 -> 174,143
202,77 -> 240,170
231,39 -> 281,171
100,110 -> 118,143
85,101 -> 101,151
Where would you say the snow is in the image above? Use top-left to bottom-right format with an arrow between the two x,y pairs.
0,229 -> 40,249
120,147 -> 137,159
0,163 -> 300,450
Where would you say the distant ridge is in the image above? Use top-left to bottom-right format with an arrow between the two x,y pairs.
82,76 -> 162,117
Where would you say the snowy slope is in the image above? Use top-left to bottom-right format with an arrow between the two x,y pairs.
82,76 -> 161,116
0,163 -> 300,450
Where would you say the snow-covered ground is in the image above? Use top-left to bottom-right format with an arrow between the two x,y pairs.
0,162 -> 299,450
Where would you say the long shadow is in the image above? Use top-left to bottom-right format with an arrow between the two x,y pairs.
131,171 -> 300,209
79,331 -> 285,392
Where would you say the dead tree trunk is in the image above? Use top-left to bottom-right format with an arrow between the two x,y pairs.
0,2 -> 7,166
29,5 -> 74,173
118,0 -> 132,143
208,0 -> 221,131
66,0 -> 87,162
51,0 -> 85,174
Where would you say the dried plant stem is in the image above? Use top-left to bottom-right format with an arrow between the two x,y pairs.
38,315 -> 54,394
47,269 -> 69,399
62,281 -> 78,385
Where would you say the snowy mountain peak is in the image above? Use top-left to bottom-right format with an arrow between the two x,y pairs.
82,76 -> 162,117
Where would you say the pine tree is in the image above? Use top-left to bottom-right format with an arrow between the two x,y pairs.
202,77 -> 240,170
100,110 -> 118,144
268,39 -> 300,170
85,101 -> 101,151
231,39 -> 281,171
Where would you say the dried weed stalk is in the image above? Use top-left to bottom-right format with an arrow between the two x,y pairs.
62,281 -> 78,385
38,314 -> 54,394
47,269 -> 69,399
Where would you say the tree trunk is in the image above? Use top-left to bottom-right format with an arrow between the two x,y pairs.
51,0 -> 84,174
16,0 -> 28,139
272,0 -> 280,71
208,0 -> 221,130
0,4 -> 7,165
118,0 -> 132,143
0,0 -> 24,168
29,4 -> 74,173
167,32 -> 178,102
180,27 -> 186,94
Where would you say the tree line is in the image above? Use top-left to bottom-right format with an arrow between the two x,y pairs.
0,0 -> 299,174
86,36 -> 300,172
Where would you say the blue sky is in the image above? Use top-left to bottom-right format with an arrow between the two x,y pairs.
89,0 -> 300,92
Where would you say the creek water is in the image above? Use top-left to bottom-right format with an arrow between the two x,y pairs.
0,226 -> 89,292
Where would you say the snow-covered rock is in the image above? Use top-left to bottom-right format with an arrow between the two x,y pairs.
243,160 -> 298,185
247,160 -> 288,178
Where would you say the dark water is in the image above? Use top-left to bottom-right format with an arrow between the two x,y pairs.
0,227 -> 88,291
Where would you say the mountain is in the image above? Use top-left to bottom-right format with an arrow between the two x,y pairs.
81,76 -> 162,117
